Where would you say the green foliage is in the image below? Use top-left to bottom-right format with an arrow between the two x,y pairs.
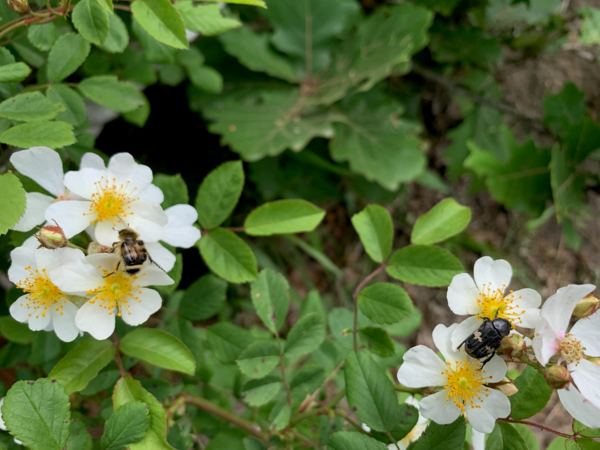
358,327 -> 395,357
207,322 -> 254,363
236,341 -> 280,378
486,422 -> 528,450
78,76 -> 145,112
47,33 -> 90,82
0,92 -> 63,122
199,227 -> 258,283
509,366 -> 553,420
327,431 -> 387,449
175,3 -> 241,36
0,316 -> 36,343
0,63 -> 31,83
179,273 -> 227,321
241,375 -> 282,407
72,0 -> 109,46
0,173 -> 26,235
0,121 -> 75,149
411,198 -> 471,245
131,0 -> 188,49
409,417 -> 466,450
284,312 -> 326,361
101,401 -> 150,450
47,84 -> 86,126
351,204 -> 393,263
386,245 -> 464,287
244,199 -> 326,235
250,268 -> 290,333
357,283 -> 413,324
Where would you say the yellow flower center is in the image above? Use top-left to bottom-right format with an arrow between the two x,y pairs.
559,334 -> 586,366
85,269 -> 143,316
476,283 -> 524,327
16,266 -> 65,319
443,358 -> 491,412
85,177 -> 139,224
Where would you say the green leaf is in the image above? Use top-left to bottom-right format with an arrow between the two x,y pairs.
542,82 -> 586,135
101,401 -> 150,450
0,121 -> 76,149
269,400 -> 291,431
47,33 -> 91,82
566,438 -> 600,450
131,18 -> 177,64
204,0 -> 264,5
47,84 -> 86,126
67,419 -> 93,450
196,160 -> 244,229
358,327 -> 395,358
78,75 -> 145,113
411,198 -> 471,245
574,421 -> 600,438
120,328 -> 195,375
175,2 -> 241,36
2,378 -> 70,450
153,173 -> 189,209
219,27 -> 298,82
357,283 -> 413,325
385,308 -> 422,338
236,341 -> 280,379
486,422 -> 528,450
72,0 -> 109,46
409,417 -> 465,450
113,375 -> 174,450
0,316 -> 35,344
179,273 -> 227,320
327,431 -> 387,449
99,13 -> 129,54
0,92 -> 63,122
430,26 -> 501,67
0,173 -> 26,235
123,95 -> 150,127
250,268 -> 290,333
198,228 -> 258,283
0,62 -> 31,83
509,366 -> 553,420
96,0 -> 114,13
344,350 -> 400,432
188,65 -> 223,94
240,376 -> 282,407
48,339 -> 115,394
131,0 -> 188,49
351,205 -> 393,263
284,313 -> 326,362
207,322 -> 255,363
244,199 -> 325,236
289,365 -> 326,396
386,245 -> 463,287
329,91 -> 426,191
27,22 -> 57,51
579,8 -> 600,45
203,88 -> 334,161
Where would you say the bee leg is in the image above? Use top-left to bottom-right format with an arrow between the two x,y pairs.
103,271 -> 115,278
104,260 -> 121,278
149,257 -> 167,273
110,242 -> 119,252
479,353 -> 495,369
456,336 -> 469,351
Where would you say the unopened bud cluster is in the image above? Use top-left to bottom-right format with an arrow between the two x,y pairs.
7,0 -> 28,13
34,223 -> 68,250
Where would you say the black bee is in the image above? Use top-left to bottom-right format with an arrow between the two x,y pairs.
107,227 -> 164,276
457,316 -> 511,368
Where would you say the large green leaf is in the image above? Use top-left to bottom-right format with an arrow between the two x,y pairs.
47,84 -> 86,126
250,268 -> 290,333
2,379 -> 70,450
0,62 -> 31,83
386,245 -> 463,287
204,0 -> 265,5
67,419 -> 93,450
48,339 -> 115,394
542,82 -> 586,135
27,22 -> 57,51
357,283 -> 412,325
358,327 -> 394,358
78,76 -> 145,113
240,376 -> 282,407
131,0 -> 188,49
198,227 -> 258,283
411,198 -> 471,245
72,0 -> 109,46
409,417 -> 465,450
236,341 -> 280,379
0,121 -> 76,149
284,313 -> 326,362
327,432 -> 387,450
486,422 -> 528,450
219,27 -> 298,82
0,316 -> 35,344
131,18 -> 177,64
203,88 -> 334,161
207,322 -> 255,363
509,366 -> 553,420
153,173 -> 188,208
196,160 -> 244,230
0,173 -> 26,235
179,273 -> 227,321
99,13 -> 130,54
351,204 -> 393,263
244,199 -> 325,236
101,401 -> 150,450
120,328 -> 195,375
0,91 -> 63,122
47,33 -> 91,82
176,2 -> 241,36
329,91 -> 426,191
344,350 -> 400,432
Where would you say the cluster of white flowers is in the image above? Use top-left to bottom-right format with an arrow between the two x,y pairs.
7,147 -> 200,341
397,256 -> 600,436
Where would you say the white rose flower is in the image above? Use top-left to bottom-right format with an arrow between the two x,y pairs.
7,245 -> 81,342
447,256 -> 542,349
51,253 -> 173,340
397,323 -> 510,434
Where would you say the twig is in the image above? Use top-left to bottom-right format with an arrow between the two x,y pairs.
223,227 -> 245,232
275,330 -> 293,405
297,359 -> 345,413
333,408 -> 370,434
291,388 -> 346,425
394,384 -> 426,395
353,262 -> 387,350
112,334 -> 126,377
498,418 -> 576,439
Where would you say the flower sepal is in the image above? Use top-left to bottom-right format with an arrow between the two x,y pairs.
572,294 -> 600,319
499,334 -> 527,358
544,364 -> 573,390
34,222 -> 68,250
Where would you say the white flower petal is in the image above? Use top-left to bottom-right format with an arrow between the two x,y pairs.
127,202 -> 168,240
474,257 -> 512,294
86,253 -> 120,274
480,354 -> 507,383
541,284 -> 596,339
419,389 -> 461,425
138,184 -> 164,204
450,317 -> 483,351
432,323 -> 462,363
93,220 -> 122,247
532,321 -> 559,366
50,259 -> 103,294
447,273 -> 480,315
145,241 -> 175,272
0,397 -> 5,430
11,147 -> 65,197
9,295 -> 32,322
80,152 -> 105,170
8,246 -> 36,284
137,264 -> 174,287
510,288 -> 542,329
34,247 -> 63,272
107,153 -> 153,192
121,288 -> 162,326
558,387 -> 600,428
63,168 -> 104,200
570,359 -> 600,409
466,388 -> 510,433
45,200 -> 95,238
27,307 -> 52,331
570,313 -> 600,357
162,204 -> 200,248
471,429 -> 487,450
44,320 -> 54,331
12,192 -> 53,232
51,300 -> 80,342
75,300 -> 116,340
397,345 -> 448,388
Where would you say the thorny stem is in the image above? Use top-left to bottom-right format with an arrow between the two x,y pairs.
275,330 -> 293,406
498,418 -> 577,439
297,359 -> 345,413
112,334 -> 126,377
353,262 -> 388,351
291,388 -> 346,425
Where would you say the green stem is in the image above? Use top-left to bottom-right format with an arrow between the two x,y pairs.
394,384 -> 426,395
291,388 -> 346,425
67,242 -> 87,253
275,330 -> 293,406
353,262 -> 388,351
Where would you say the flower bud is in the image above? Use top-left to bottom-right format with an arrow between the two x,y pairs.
7,0 -> 28,14
572,294 -> 600,319
544,365 -> 572,390
34,223 -> 67,249
586,356 -> 600,367
499,334 -> 526,358
496,381 -> 518,397
88,241 -> 112,254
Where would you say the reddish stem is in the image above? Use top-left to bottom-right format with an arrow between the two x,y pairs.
352,262 -> 387,350
498,418 -> 575,439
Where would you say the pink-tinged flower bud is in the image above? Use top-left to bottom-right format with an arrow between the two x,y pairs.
88,241 -> 112,254
496,381 -> 518,397
7,0 -> 28,13
34,222 -> 67,249
572,294 -> 600,319
544,365 -> 572,390
499,334 -> 526,358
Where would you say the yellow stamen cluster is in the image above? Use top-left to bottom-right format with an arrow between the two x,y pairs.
476,283 -> 525,326
85,177 -> 139,224
16,266 -> 65,319
85,268 -> 143,316
443,358 -> 491,412
559,334 -> 586,366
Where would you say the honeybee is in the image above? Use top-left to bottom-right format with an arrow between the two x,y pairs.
108,227 -> 165,276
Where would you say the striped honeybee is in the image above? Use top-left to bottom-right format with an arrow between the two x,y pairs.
108,227 -> 165,276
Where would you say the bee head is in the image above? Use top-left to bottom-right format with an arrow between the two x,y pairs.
117,227 -> 139,241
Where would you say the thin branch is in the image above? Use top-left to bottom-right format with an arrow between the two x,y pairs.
112,334 -> 126,377
113,4 -> 130,11
223,227 -> 245,232
333,409 -> 369,435
394,384 -> 427,395
275,330 -> 293,406
353,262 -> 388,350
291,388 -> 346,425
498,418 -> 576,439
297,359 -> 345,413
